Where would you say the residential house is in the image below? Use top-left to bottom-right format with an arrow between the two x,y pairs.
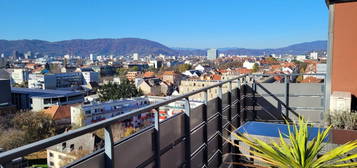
162,71 -> 181,85
138,78 -> 162,96
126,71 -> 143,81
43,104 -> 77,125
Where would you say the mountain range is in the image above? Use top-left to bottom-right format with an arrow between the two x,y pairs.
0,38 -> 327,57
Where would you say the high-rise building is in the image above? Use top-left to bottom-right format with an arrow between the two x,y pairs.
24,51 -> 32,59
133,53 -> 139,61
207,49 -> 218,60
89,53 -> 98,62
310,52 -> 318,60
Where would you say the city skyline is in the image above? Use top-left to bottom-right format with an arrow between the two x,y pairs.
0,0 -> 328,49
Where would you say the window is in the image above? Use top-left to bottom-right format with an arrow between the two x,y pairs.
49,152 -> 53,157
50,162 -> 54,166
44,98 -> 51,104
70,144 -> 74,151
62,142 -> 66,150
85,110 -> 91,114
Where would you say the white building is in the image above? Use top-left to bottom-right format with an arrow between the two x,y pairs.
82,71 -> 100,85
7,68 -> 30,84
195,64 -> 212,73
132,53 -> 139,61
243,60 -> 256,70
71,97 -> 151,127
28,73 -> 57,89
296,55 -> 307,62
89,54 -> 97,61
28,72 -> 84,90
207,49 -> 218,60
47,133 -> 99,168
310,52 -> 319,60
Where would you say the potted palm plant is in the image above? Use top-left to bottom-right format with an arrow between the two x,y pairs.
225,118 -> 357,168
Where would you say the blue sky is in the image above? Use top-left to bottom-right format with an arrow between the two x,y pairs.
0,0 -> 328,49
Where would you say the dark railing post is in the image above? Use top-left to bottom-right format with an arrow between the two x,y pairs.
240,79 -> 247,125
252,76 -> 257,121
154,108 -> 161,168
183,97 -> 191,168
227,81 -> 233,154
232,139 -> 241,168
217,85 -> 223,165
237,78 -> 241,128
104,126 -> 114,168
203,90 -> 208,167
284,75 -> 290,118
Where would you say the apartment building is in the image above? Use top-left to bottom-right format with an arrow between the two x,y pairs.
71,97 -> 151,127
11,88 -> 84,111
179,79 -> 232,100
6,68 -> 30,84
28,72 -> 85,90
126,71 -> 143,81
47,133 -> 101,168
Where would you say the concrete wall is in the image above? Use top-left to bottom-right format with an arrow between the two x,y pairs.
331,2 -> 357,96
254,83 -> 325,123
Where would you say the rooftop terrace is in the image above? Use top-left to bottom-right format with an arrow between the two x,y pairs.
1,73 -> 329,168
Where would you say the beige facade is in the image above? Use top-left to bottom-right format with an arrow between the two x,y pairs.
47,134 -> 96,168
126,71 -> 142,81
139,81 -> 161,96
162,71 -> 181,85
179,80 -> 234,101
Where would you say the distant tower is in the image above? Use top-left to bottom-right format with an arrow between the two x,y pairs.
207,49 -> 218,60
12,50 -> 19,60
132,53 -> 139,61
90,54 -> 97,61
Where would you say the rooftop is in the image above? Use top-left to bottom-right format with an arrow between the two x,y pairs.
11,88 -> 83,98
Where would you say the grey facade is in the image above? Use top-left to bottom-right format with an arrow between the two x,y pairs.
11,88 -> 84,111
0,79 -> 11,106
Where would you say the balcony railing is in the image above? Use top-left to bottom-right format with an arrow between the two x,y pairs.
0,73 -> 326,168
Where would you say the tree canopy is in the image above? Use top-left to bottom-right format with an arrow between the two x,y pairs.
98,79 -> 143,102
0,112 -> 56,150
177,64 -> 192,72
252,63 -> 260,72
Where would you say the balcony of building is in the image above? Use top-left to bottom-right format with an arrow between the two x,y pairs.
0,73 -> 333,168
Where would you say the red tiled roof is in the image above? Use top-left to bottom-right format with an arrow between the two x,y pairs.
143,71 -> 155,78
235,68 -> 253,74
212,74 -> 221,80
43,104 -> 76,120
163,71 -> 176,76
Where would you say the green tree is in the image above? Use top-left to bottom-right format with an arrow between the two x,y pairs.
98,79 -> 143,102
177,64 -> 192,72
252,63 -> 260,72
116,68 -> 128,77
130,66 -> 140,71
266,56 -> 278,62
226,118 -> 357,167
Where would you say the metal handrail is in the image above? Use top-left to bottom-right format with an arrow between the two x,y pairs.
0,75 -> 248,164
